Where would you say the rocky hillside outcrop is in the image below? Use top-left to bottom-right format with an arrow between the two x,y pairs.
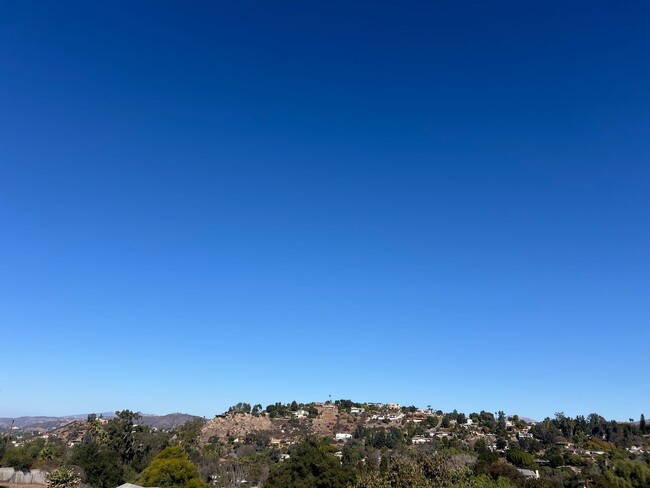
200,406 -> 363,445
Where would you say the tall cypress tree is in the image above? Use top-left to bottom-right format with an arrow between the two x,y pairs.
640,413 -> 646,434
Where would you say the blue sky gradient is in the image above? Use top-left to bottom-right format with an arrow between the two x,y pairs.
1,1 -> 649,420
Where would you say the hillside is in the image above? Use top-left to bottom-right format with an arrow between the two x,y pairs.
0,412 -> 200,432
200,404 -> 365,446
2,400 -> 648,488
140,413 -> 201,430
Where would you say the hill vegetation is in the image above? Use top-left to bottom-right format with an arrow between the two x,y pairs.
1,402 -> 648,487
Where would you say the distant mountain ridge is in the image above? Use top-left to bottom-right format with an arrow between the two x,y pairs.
0,412 -> 201,430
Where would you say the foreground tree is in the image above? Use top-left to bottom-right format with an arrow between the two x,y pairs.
71,440 -> 124,488
104,410 -> 142,466
140,446 -> 208,488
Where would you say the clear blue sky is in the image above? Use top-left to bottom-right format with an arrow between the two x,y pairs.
1,1 -> 648,421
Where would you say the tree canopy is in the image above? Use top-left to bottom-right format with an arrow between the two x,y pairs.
140,446 -> 208,488
265,437 -> 355,488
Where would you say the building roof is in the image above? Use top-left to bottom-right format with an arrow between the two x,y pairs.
517,469 -> 538,478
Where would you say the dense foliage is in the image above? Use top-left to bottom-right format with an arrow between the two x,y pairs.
265,437 -> 355,488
